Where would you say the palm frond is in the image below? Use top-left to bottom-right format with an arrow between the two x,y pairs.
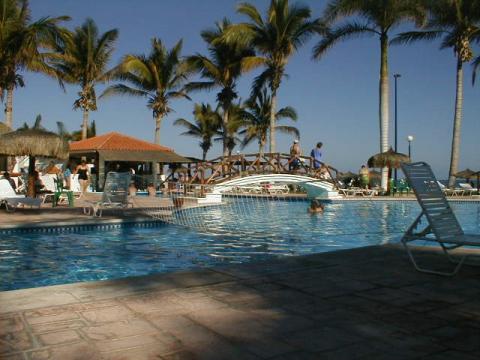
313,22 -> 378,59
391,30 -> 444,45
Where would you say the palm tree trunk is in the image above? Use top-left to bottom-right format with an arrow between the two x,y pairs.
379,34 -> 390,191
269,89 -> 277,153
448,57 -> 464,188
81,109 -> 89,140
154,114 -> 163,144
222,108 -> 229,157
5,85 -> 14,129
259,139 -> 265,158
27,156 -> 36,198
202,149 -> 207,161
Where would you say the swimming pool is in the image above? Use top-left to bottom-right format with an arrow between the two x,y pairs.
1,200 -> 479,291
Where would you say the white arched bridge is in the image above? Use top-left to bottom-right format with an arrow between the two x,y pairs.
212,173 -> 341,200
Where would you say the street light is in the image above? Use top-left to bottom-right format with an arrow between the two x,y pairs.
393,73 -> 401,185
407,135 -> 414,159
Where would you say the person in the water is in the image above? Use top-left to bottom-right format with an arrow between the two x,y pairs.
308,199 -> 324,214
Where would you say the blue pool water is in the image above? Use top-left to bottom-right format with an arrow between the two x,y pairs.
1,200 -> 479,291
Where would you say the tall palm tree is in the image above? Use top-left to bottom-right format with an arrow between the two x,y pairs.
174,103 -> 221,160
186,18 -> 261,157
0,0 -> 70,129
224,0 -> 316,153
393,0 -> 480,187
239,88 -> 299,156
102,38 -> 190,144
51,18 -> 118,140
214,102 -> 247,156
313,0 -> 425,190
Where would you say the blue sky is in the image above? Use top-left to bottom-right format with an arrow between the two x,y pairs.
12,0 -> 480,178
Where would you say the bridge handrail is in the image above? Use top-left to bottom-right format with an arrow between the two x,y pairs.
185,152 -> 341,187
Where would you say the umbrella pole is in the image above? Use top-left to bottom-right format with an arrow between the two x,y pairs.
27,156 -> 36,198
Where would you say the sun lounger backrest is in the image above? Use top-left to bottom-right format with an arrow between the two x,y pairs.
401,162 -> 463,240
40,174 -> 57,192
102,172 -> 131,204
0,179 -> 17,197
459,183 -> 473,190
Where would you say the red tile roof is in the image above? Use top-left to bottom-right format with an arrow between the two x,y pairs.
70,132 -> 173,153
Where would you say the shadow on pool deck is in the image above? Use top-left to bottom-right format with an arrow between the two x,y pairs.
0,245 -> 479,359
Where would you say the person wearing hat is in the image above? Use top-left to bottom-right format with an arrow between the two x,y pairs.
289,139 -> 301,171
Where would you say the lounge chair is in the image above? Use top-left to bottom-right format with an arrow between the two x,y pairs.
400,162 -> 480,276
0,179 -> 42,212
459,183 -> 477,196
82,172 -> 132,217
436,180 -> 464,196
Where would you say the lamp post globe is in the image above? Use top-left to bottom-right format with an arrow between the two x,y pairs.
407,135 -> 414,159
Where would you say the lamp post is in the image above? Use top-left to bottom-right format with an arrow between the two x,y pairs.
393,73 -> 401,186
407,135 -> 414,159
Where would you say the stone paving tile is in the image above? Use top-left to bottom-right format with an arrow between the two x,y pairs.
29,319 -> 87,334
429,325 -> 480,352
27,341 -> 103,360
80,305 -> 136,324
81,318 -> 158,341
281,326 -> 363,353
269,351 -> 320,360
37,330 -> 82,346
0,353 -> 25,360
420,350 -> 479,360
0,316 -> 25,334
0,330 -> 35,356
95,333 -> 180,354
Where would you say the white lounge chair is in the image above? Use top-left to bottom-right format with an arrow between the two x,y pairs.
0,179 -> 42,212
459,183 -> 477,196
401,162 -> 480,276
436,180 -> 464,196
82,172 -> 132,217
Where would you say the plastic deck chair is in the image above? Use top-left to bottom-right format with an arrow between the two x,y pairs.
83,172 -> 133,217
0,179 -> 42,212
400,162 -> 480,276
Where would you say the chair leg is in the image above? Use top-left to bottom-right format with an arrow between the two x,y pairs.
402,240 -> 466,276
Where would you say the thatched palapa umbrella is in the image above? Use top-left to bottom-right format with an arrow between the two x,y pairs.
0,119 -> 68,197
368,147 -> 410,169
368,147 -> 410,193
455,168 -> 476,180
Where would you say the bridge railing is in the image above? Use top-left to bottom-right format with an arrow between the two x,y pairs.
184,152 -> 341,187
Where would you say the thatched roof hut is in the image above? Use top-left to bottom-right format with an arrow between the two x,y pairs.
0,122 -> 11,135
0,128 -> 69,159
0,127 -> 68,197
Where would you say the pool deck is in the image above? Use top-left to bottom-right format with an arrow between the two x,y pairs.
1,245 -> 479,359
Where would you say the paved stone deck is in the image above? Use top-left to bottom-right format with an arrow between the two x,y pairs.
1,245 -> 479,359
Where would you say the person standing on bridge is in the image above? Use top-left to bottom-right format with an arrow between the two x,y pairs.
310,142 -> 323,169
289,139 -> 302,171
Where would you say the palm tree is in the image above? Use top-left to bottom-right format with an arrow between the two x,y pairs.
239,88 -> 299,156
174,103 -> 221,160
313,0 -> 425,190
51,18 -> 118,140
0,0 -> 70,129
224,0 -> 316,153
102,38 -> 190,144
186,18 -> 261,157
56,120 -> 96,141
393,0 -> 480,187
214,102 -> 247,156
